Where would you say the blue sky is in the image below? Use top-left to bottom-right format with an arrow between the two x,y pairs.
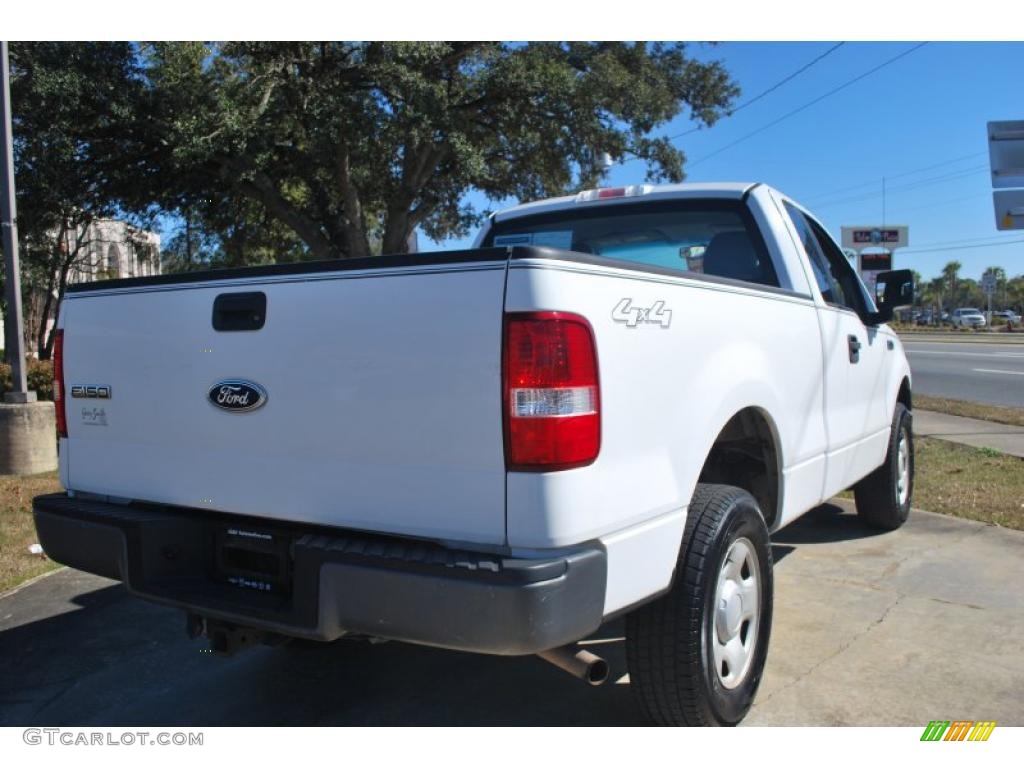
426,41 -> 1024,281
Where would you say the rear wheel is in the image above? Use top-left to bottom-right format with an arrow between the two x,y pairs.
626,484 -> 773,726
854,404 -> 913,530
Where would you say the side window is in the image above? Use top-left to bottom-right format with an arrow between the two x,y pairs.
783,202 -> 848,307
806,217 -> 869,315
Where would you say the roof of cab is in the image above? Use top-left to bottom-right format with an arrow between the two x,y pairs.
492,182 -> 763,223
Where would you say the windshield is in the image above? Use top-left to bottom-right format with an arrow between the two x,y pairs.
484,200 -> 779,288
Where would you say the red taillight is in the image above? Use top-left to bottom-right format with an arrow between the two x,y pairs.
53,329 -> 67,438
503,312 -> 600,471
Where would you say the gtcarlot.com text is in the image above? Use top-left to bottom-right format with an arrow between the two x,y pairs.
23,729 -> 203,746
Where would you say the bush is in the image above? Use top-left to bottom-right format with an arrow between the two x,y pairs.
0,359 -> 55,400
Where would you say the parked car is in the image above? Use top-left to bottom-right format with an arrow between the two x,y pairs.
951,307 -> 986,328
33,182 -> 916,727
992,310 -> 1021,326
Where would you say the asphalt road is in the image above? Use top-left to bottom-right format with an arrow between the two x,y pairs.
904,340 -> 1024,407
2,502 -> 1021,726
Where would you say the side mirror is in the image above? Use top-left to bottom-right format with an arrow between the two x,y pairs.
865,269 -> 914,326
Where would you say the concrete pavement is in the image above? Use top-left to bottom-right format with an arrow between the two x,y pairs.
913,409 -> 1024,458
747,504 -> 1024,725
1,501 -> 1021,726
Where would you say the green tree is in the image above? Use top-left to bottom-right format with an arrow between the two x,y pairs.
909,270 -> 922,306
917,275 -> 947,319
941,260 -> 962,309
161,195 -> 307,273
144,41 -> 739,261
1007,273 -> 1024,315
4,42 -> 152,359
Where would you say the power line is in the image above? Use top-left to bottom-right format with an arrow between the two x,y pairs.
687,42 -> 929,169
912,231 -> 1022,248
900,238 -> 1024,255
883,191 -> 991,217
807,151 -> 988,203
886,152 -> 987,182
812,166 -> 989,210
894,165 -> 988,193
620,42 -> 847,166
666,42 -> 846,141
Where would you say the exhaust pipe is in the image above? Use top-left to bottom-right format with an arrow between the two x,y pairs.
537,645 -> 609,686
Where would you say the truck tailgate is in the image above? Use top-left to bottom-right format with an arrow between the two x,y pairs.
59,256 -> 509,545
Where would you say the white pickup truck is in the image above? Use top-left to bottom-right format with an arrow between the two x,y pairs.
34,182 -> 915,726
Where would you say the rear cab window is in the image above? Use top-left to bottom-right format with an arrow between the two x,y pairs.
483,200 -> 781,290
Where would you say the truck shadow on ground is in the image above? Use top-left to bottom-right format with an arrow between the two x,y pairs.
771,501 -> 889,547
0,500 -> 873,726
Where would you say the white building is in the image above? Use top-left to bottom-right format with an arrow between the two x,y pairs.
2,219 -> 160,358
65,218 -> 162,283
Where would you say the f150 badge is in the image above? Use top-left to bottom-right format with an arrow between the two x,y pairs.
71,385 -> 111,399
612,299 -> 672,328
208,380 -> 268,412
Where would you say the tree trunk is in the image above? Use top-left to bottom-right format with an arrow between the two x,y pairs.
42,258 -> 72,361
380,142 -> 445,255
337,145 -> 370,259
381,207 -> 414,255
36,267 -> 57,360
224,157 -> 338,260
185,208 -> 193,265
36,224 -> 66,359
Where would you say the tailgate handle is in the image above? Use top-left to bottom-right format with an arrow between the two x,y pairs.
213,292 -> 267,331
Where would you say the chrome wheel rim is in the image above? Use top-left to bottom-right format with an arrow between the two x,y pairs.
712,537 -> 760,690
896,428 -> 911,507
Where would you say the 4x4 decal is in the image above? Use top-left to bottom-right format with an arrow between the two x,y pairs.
612,298 -> 672,328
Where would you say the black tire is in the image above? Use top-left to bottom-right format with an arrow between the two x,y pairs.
626,484 -> 773,726
854,404 -> 913,530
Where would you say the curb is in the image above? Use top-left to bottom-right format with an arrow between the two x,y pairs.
0,564 -> 65,601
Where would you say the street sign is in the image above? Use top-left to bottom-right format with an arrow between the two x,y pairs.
981,271 -> 997,296
981,270 -> 999,321
993,189 -> 1024,231
988,120 -> 1024,189
840,226 -> 909,250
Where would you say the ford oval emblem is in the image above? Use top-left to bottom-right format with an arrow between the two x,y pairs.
208,380 -> 268,413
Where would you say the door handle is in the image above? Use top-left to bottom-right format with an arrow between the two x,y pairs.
213,292 -> 267,331
848,334 -> 861,363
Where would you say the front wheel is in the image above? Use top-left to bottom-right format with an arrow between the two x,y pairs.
854,404 -> 914,530
626,484 -> 773,726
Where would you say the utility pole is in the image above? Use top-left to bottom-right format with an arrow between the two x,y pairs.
1,41 -> 56,476
0,41 -> 32,403
881,176 -> 886,226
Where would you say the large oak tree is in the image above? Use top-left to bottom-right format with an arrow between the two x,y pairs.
145,42 -> 739,259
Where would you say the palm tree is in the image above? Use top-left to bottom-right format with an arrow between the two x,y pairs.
925,276 -> 946,316
942,261 -> 962,309
910,270 -> 922,306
